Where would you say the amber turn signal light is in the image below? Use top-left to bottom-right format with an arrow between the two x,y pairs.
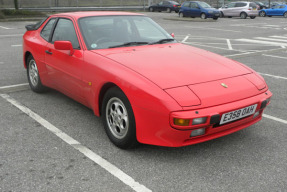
174,118 -> 190,126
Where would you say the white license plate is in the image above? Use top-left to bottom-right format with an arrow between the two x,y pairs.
220,104 -> 258,125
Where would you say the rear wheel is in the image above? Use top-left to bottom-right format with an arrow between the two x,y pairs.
259,11 -> 266,17
167,8 -> 171,13
102,87 -> 138,149
240,12 -> 247,19
284,12 -> 287,18
200,13 -> 207,19
250,16 -> 256,19
27,55 -> 47,93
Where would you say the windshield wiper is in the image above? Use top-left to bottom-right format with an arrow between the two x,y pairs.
149,38 -> 175,45
109,42 -> 149,48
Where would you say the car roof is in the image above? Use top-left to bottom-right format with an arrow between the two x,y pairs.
52,11 -> 144,19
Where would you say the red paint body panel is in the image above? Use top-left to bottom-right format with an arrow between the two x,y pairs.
94,44 -> 252,89
23,11 -> 272,147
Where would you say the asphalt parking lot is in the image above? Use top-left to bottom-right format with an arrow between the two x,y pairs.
1,12 -> 287,192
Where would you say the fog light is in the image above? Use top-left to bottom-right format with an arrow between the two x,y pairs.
192,117 -> 207,125
191,128 -> 206,137
174,118 -> 190,126
253,111 -> 260,118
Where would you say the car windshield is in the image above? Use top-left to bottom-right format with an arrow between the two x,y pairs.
78,15 -> 175,50
198,2 -> 212,8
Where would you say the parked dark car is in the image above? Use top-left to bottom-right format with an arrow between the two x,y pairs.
149,1 -> 181,13
255,2 -> 267,9
179,1 -> 220,20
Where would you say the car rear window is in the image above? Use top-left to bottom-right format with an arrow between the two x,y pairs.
249,3 -> 257,8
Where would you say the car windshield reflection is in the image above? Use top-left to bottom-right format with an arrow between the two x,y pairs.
78,16 -> 175,50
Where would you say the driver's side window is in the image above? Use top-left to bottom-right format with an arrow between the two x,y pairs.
51,18 -> 80,49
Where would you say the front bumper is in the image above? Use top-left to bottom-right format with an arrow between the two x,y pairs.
134,90 -> 271,147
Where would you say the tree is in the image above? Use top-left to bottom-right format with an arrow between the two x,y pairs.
14,0 -> 18,10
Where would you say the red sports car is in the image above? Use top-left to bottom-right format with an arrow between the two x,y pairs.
23,12 -> 272,149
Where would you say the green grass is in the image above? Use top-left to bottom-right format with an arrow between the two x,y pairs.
0,9 -> 46,17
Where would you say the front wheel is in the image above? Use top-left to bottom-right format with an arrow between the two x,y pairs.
179,12 -> 184,18
240,12 -> 247,19
259,11 -> 266,17
102,87 -> 138,149
250,16 -> 256,19
149,7 -> 154,12
200,13 -> 207,19
27,55 -> 47,93
167,8 -> 171,13
284,12 -> 287,18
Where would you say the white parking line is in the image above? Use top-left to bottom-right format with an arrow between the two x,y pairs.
258,73 -> 287,80
0,34 -> 22,37
0,26 -> 13,30
181,35 -> 189,43
0,94 -> 152,192
255,37 -> 287,43
236,39 -> 287,46
11,45 -> 22,47
185,42 -> 247,52
270,36 -> 287,39
226,39 -> 233,50
185,26 -> 241,33
263,54 -> 287,60
263,114 -> 287,124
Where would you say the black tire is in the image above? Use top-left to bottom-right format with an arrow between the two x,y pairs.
27,55 -> 47,93
149,7 -> 154,12
220,11 -> 224,18
200,13 -> 207,19
228,16 -> 232,18
179,12 -> 184,18
102,87 -> 138,149
250,16 -> 256,19
213,17 -> 218,20
284,12 -> 287,18
167,8 -> 171,13
240,12 -> 247,19
259,11 -> 266,17
268,15 -> 272,17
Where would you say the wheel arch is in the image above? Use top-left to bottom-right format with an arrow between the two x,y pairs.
24,51 -> 32,69
98,82 -> 120,116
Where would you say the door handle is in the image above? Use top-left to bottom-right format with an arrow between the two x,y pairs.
45,50 -> 53,55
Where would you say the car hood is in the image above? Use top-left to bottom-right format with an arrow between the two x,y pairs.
92,43 -> 252,89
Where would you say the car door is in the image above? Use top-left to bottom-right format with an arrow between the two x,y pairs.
158,1 -> 164,11
181,2 -> 191,16
234,2 -> 247,16
269,5 -> 280,15
190,2 -> 201,17
44,17 -> 85,102
224,2 -> 236,16
276,5 -> 286,15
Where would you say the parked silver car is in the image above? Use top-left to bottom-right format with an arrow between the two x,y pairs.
219,2 -> 258,19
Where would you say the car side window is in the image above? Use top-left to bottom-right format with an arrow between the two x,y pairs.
235,3 -> 247,7
227,3 -> 236,8
190,2 -> 199,8
159,2 -> 163,5
163,1 -> 169,5
40,18 -> 56,41
51,18 -> 80,49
